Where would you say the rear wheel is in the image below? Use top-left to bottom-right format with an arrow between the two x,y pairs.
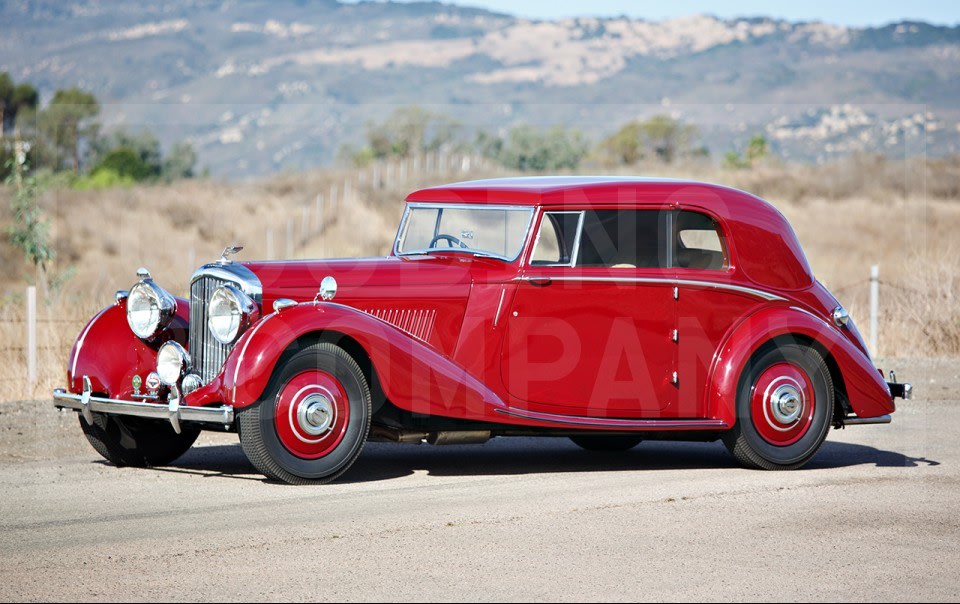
723,342 -> 834,470
238,342 -> 371,485
80,413 -> 200,467
569,435 -> 643,452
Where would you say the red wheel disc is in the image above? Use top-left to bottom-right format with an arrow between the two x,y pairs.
749,362 -> 816,447
273,370 -> 350,459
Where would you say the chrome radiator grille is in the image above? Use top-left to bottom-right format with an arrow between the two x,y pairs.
189,275 -> 233,382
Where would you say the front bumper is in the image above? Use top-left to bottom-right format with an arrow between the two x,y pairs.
53,376 -> 234,434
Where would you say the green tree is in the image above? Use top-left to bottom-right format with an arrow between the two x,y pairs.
39,87 -> 100,173
0,73 -> 39,138
640,114 -> 698,163
745,134 -> 769,165
597,121 -> 644,166
488,125 -> 589,172
361,106 -> 461,161
723,134 -> 771,170
4,150 -> 53,276
93,128 -> 163,176
92,148 -> 154,181
161,141 -> 196,180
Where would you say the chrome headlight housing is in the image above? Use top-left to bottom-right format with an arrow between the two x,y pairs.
157,341 -> 191,386
208,284 -> 259,345
126,279 -> 177,340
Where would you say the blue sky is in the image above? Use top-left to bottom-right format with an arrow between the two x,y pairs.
347,0 -> 959,27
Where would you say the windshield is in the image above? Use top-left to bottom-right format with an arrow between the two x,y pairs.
395,205 -> 534,261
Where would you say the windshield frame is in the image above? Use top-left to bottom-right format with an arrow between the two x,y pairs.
393,202 -> 536,263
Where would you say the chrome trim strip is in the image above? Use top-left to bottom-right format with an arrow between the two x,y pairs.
70,307 -> 109,383
842,414 -> 892,426
516,275 -> 786,301
570,211 -> 585,268
53,388 -> 234,426
493,287 -> 507,327
394,203 -> 535,262
496,407 -> 728,429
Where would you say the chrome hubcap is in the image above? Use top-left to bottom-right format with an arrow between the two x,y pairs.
770,384 -> 804,424
297,394 -> 334,435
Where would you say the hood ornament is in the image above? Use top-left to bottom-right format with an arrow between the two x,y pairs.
219,246 -> 244,264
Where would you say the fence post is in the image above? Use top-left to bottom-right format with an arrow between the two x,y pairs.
870,265 -> 879,357
26,285 -> 36,386
266,229 -> 274,260
315,193 -> 324,233
286,219 -> 294,258
301,206 -> 310,244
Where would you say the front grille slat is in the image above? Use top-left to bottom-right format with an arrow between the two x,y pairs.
189,275 -> 233,383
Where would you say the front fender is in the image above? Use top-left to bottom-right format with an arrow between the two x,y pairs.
708,306 -> 894,426
67,298 -> 189,397
217,302 -> 508,422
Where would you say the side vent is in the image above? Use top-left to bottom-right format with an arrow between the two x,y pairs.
361,308 -> 436,342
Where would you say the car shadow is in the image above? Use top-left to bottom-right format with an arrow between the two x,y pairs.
140,437 -> 940,484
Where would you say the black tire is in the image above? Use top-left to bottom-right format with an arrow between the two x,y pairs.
80,413 -> 200,467
722,342 -> 834,470
238,342 -> 372,485
570,435 -> 643,452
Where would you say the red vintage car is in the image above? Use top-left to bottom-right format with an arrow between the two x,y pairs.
54,177 -> 911,484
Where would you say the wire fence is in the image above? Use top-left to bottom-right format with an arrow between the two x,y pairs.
0,263 -> 926,402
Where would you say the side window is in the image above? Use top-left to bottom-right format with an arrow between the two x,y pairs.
576,210 -> 667,268
674,211 -> 727,270
531,212 -> 582,265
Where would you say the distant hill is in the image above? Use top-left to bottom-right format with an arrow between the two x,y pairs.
2,0 -> 958,177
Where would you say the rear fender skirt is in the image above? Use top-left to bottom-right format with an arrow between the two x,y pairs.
708,306 -> 894,426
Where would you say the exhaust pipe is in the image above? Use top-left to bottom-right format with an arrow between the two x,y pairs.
843,414 -> 892,426
427,431 -> 492,445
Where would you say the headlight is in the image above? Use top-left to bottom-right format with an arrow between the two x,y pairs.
157,341 -> 191,386
126,280 -> 176,339
208,284 -> 259,344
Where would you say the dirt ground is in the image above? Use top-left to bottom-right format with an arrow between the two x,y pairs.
0,357 -> 957,602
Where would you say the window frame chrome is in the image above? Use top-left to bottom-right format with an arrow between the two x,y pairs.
528,210 -> 585,268
394,202 -> 536,263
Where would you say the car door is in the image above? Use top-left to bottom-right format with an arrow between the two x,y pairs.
672,209 -> 766,418
500,208 -> 679,418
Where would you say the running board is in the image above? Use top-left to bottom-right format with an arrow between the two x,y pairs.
496,408 -> 727,430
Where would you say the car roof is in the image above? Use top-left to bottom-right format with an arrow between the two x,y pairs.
406,176 -> 815,292
409,176 -> 758,210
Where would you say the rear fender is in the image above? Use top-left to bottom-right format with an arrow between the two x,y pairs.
218,302 -> 508,422
709,306 -> 893,426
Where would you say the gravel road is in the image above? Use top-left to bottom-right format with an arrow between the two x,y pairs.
0,358 -> 957,602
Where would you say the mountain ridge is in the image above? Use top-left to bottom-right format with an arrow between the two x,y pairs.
1,0 -> 957,177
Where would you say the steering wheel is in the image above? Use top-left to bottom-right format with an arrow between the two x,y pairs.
429,233 -> 469,249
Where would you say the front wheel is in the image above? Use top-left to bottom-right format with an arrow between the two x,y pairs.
80,413 -> 200,467
238,342 -> 371,485
723,342 -> 834,470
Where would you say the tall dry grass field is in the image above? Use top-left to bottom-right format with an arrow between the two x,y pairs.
1,155 -> 956,401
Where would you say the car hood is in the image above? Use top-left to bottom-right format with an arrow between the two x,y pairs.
241,256 -> 475,304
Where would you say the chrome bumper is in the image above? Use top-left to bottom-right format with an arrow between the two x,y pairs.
53,376 -> 233,434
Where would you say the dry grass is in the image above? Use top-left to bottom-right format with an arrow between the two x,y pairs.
0,154 -> 956,401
